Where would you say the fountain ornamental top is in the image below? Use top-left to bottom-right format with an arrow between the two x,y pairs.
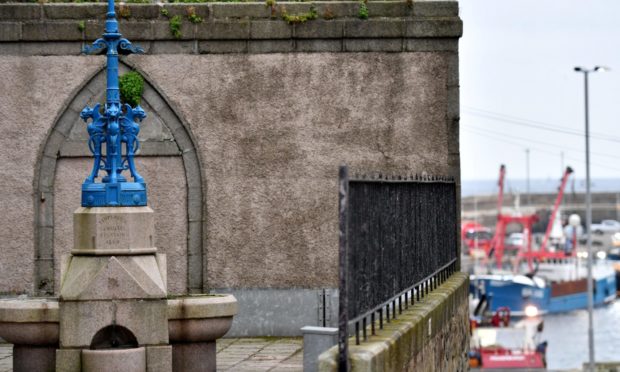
80,0 -> 147,207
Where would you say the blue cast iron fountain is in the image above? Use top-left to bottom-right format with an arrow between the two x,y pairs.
80,0 -> 147,207
0,3 -> 237,371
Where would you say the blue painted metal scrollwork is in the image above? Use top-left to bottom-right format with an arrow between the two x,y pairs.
79,0 -> 148,207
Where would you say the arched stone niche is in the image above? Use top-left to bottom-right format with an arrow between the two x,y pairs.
34,61 -> 205,296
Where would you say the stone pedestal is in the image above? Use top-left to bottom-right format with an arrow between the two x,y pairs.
0,206 -> 236,372
58,206 -> 171,372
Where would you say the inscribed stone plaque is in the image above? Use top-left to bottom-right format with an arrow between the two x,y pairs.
73,207 -> 156,255
99,215 -> 127,248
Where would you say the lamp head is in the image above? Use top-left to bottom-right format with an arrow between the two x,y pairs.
574,66 -> 584,72
594,66 -> 610,72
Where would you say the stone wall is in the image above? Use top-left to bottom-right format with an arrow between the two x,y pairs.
0,0 -> 461,335
0,2 -> 461,55
318,272 -> 469,372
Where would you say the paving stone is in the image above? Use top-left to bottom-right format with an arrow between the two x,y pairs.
0,338 -> 304,372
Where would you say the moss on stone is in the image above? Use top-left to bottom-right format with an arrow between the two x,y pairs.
318,273 -> 469,372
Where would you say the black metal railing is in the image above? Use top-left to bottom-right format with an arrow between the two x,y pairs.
338,165 -> 458,371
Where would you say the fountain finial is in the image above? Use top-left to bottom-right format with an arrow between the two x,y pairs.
80,0 -> 147,207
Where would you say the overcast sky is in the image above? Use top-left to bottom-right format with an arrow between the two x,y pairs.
459,0 -> 620,182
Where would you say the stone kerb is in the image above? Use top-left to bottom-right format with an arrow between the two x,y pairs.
318,272 -> 469,372
0,1 -> 462,54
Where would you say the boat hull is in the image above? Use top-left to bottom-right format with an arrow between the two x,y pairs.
470,272 -> 616,315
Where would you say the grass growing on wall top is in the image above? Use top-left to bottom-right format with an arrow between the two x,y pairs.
28,0 -> 319,3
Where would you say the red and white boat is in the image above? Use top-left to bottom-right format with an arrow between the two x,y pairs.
470,307 -> 547,370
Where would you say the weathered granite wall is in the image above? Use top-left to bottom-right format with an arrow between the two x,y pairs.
318,272 -> 469,372
0,2 -> 462,332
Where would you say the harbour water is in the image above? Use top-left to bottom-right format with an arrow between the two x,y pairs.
543,300 -> 620,370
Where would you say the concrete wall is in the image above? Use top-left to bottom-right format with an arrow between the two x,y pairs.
0,0 -> 461,335
137,51 -> 455,290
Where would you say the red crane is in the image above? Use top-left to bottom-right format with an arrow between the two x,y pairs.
517,166 -> 575,265
490,165 -> 575,271
489,165 -> 539,269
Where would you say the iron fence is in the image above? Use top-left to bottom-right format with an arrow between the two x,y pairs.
338,165 -> 458,371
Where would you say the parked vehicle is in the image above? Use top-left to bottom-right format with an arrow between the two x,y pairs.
505,232 -> 524,249
591,220 -> 620,235
462,220 -> 493,257
578,233 -> 605,247
612,232 -> 620,247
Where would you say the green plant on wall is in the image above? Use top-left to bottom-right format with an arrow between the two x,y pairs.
169,15 -> 182,38
160,8 -> 170,17
265,0 -> 277,17
77,20 -> 85,32
118,4 -> 131,18
186,6 -> 203,23
119,71 -> 144,107
281,4 -> 317,24
322,5 -> 334,20
358,1 -> 369,19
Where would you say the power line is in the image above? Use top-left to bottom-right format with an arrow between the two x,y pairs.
462,126 -> 620,173
463,123 -> 620,161
462,107 -> 620,144
464,127 -> 620,174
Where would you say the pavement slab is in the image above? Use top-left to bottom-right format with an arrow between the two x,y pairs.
0,338 -> 303,372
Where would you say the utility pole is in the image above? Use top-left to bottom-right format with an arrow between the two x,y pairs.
525,148 -> 530,205
574,65 -> 609,372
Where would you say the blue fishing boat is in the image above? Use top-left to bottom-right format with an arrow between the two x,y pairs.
470,259 -> 616,315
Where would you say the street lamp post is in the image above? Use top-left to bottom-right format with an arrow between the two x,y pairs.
574,65 -> 608,372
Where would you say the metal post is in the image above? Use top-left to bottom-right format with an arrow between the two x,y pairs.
371,312 -> 376,335
338,165 -> 349,372
616,193 -> 620,221
525,148 -> 530,205
81,0 -> 147,207
583,70 -> 595,372
575,66 -> 600,372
